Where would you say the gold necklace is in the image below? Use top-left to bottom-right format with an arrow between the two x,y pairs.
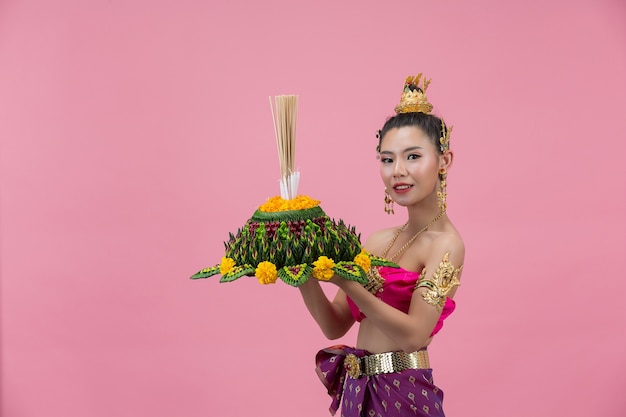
383,210 -> 446,262
364,210 -> 445,295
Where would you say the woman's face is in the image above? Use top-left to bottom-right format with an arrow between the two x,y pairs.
379,126 -> 441,209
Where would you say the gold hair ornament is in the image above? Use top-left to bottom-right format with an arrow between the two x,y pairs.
394,74 -> 433,114
393,74 -> 453,153
439,121 -> 452,153
415,252 -> 462,312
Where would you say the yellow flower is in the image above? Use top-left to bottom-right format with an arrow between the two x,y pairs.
220,257 -> 236,275
354,250 -> 371,271
259,195 -> 321,212
255,261 -> 278,285
312,256 -> 335,281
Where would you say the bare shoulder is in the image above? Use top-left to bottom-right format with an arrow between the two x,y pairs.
406,221 -> 465,272
427,225 -> 465,271
433,226 -> 465,259
362,226 -> 402,257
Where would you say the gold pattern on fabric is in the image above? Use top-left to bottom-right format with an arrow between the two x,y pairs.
415,252 -> 462,312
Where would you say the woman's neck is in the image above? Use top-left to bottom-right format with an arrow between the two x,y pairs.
404,202 -> 446,233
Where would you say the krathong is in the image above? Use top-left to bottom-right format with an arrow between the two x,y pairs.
190,95 -> 396,286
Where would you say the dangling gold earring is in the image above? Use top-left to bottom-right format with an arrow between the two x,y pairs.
384,190 -> 395,215
437,168 -> 447,212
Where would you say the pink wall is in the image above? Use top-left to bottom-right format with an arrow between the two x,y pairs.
1,0 -> 625,416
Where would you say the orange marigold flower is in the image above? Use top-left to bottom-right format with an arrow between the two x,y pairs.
256,261 -> 278,285
354,250 -> 371,271
312,256 -> 335,281
258,195 -> 321,212
220,257 -> 236,275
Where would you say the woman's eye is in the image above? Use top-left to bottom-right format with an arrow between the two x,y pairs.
407,154 -> 421,160
381,158 -> 393,164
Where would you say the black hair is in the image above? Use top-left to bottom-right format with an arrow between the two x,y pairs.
376,112 -> 447,154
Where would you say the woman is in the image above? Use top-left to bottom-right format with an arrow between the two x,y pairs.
299,74 -> 464,417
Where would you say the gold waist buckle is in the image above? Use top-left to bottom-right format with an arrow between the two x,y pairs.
344,350 -> 430,379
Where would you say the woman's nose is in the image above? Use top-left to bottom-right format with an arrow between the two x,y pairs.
393,160 -> 407,176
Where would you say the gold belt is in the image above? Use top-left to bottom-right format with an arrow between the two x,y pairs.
344,350 -> 430,379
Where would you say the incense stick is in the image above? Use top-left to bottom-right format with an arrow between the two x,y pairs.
269,95 -> 299,199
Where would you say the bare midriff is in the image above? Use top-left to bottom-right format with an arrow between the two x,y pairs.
356,318 -> 432,354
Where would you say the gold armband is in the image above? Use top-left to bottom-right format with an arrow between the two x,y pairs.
415,252 -> 462,312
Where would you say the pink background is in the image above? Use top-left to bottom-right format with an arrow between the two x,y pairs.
1,0 -> 625,416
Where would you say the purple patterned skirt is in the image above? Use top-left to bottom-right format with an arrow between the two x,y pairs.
316,345 -> 445,417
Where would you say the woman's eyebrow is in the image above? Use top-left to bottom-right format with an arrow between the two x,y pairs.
379,146 -> 424,155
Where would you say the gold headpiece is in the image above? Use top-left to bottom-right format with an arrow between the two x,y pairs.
394,74 -> 433,114
394,73 -> 453,153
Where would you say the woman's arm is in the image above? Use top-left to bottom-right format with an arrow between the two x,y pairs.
298,279 -> 355,340
334,238 -> 464,352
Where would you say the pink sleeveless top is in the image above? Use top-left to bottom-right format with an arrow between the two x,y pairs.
346,266 -> 456,336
